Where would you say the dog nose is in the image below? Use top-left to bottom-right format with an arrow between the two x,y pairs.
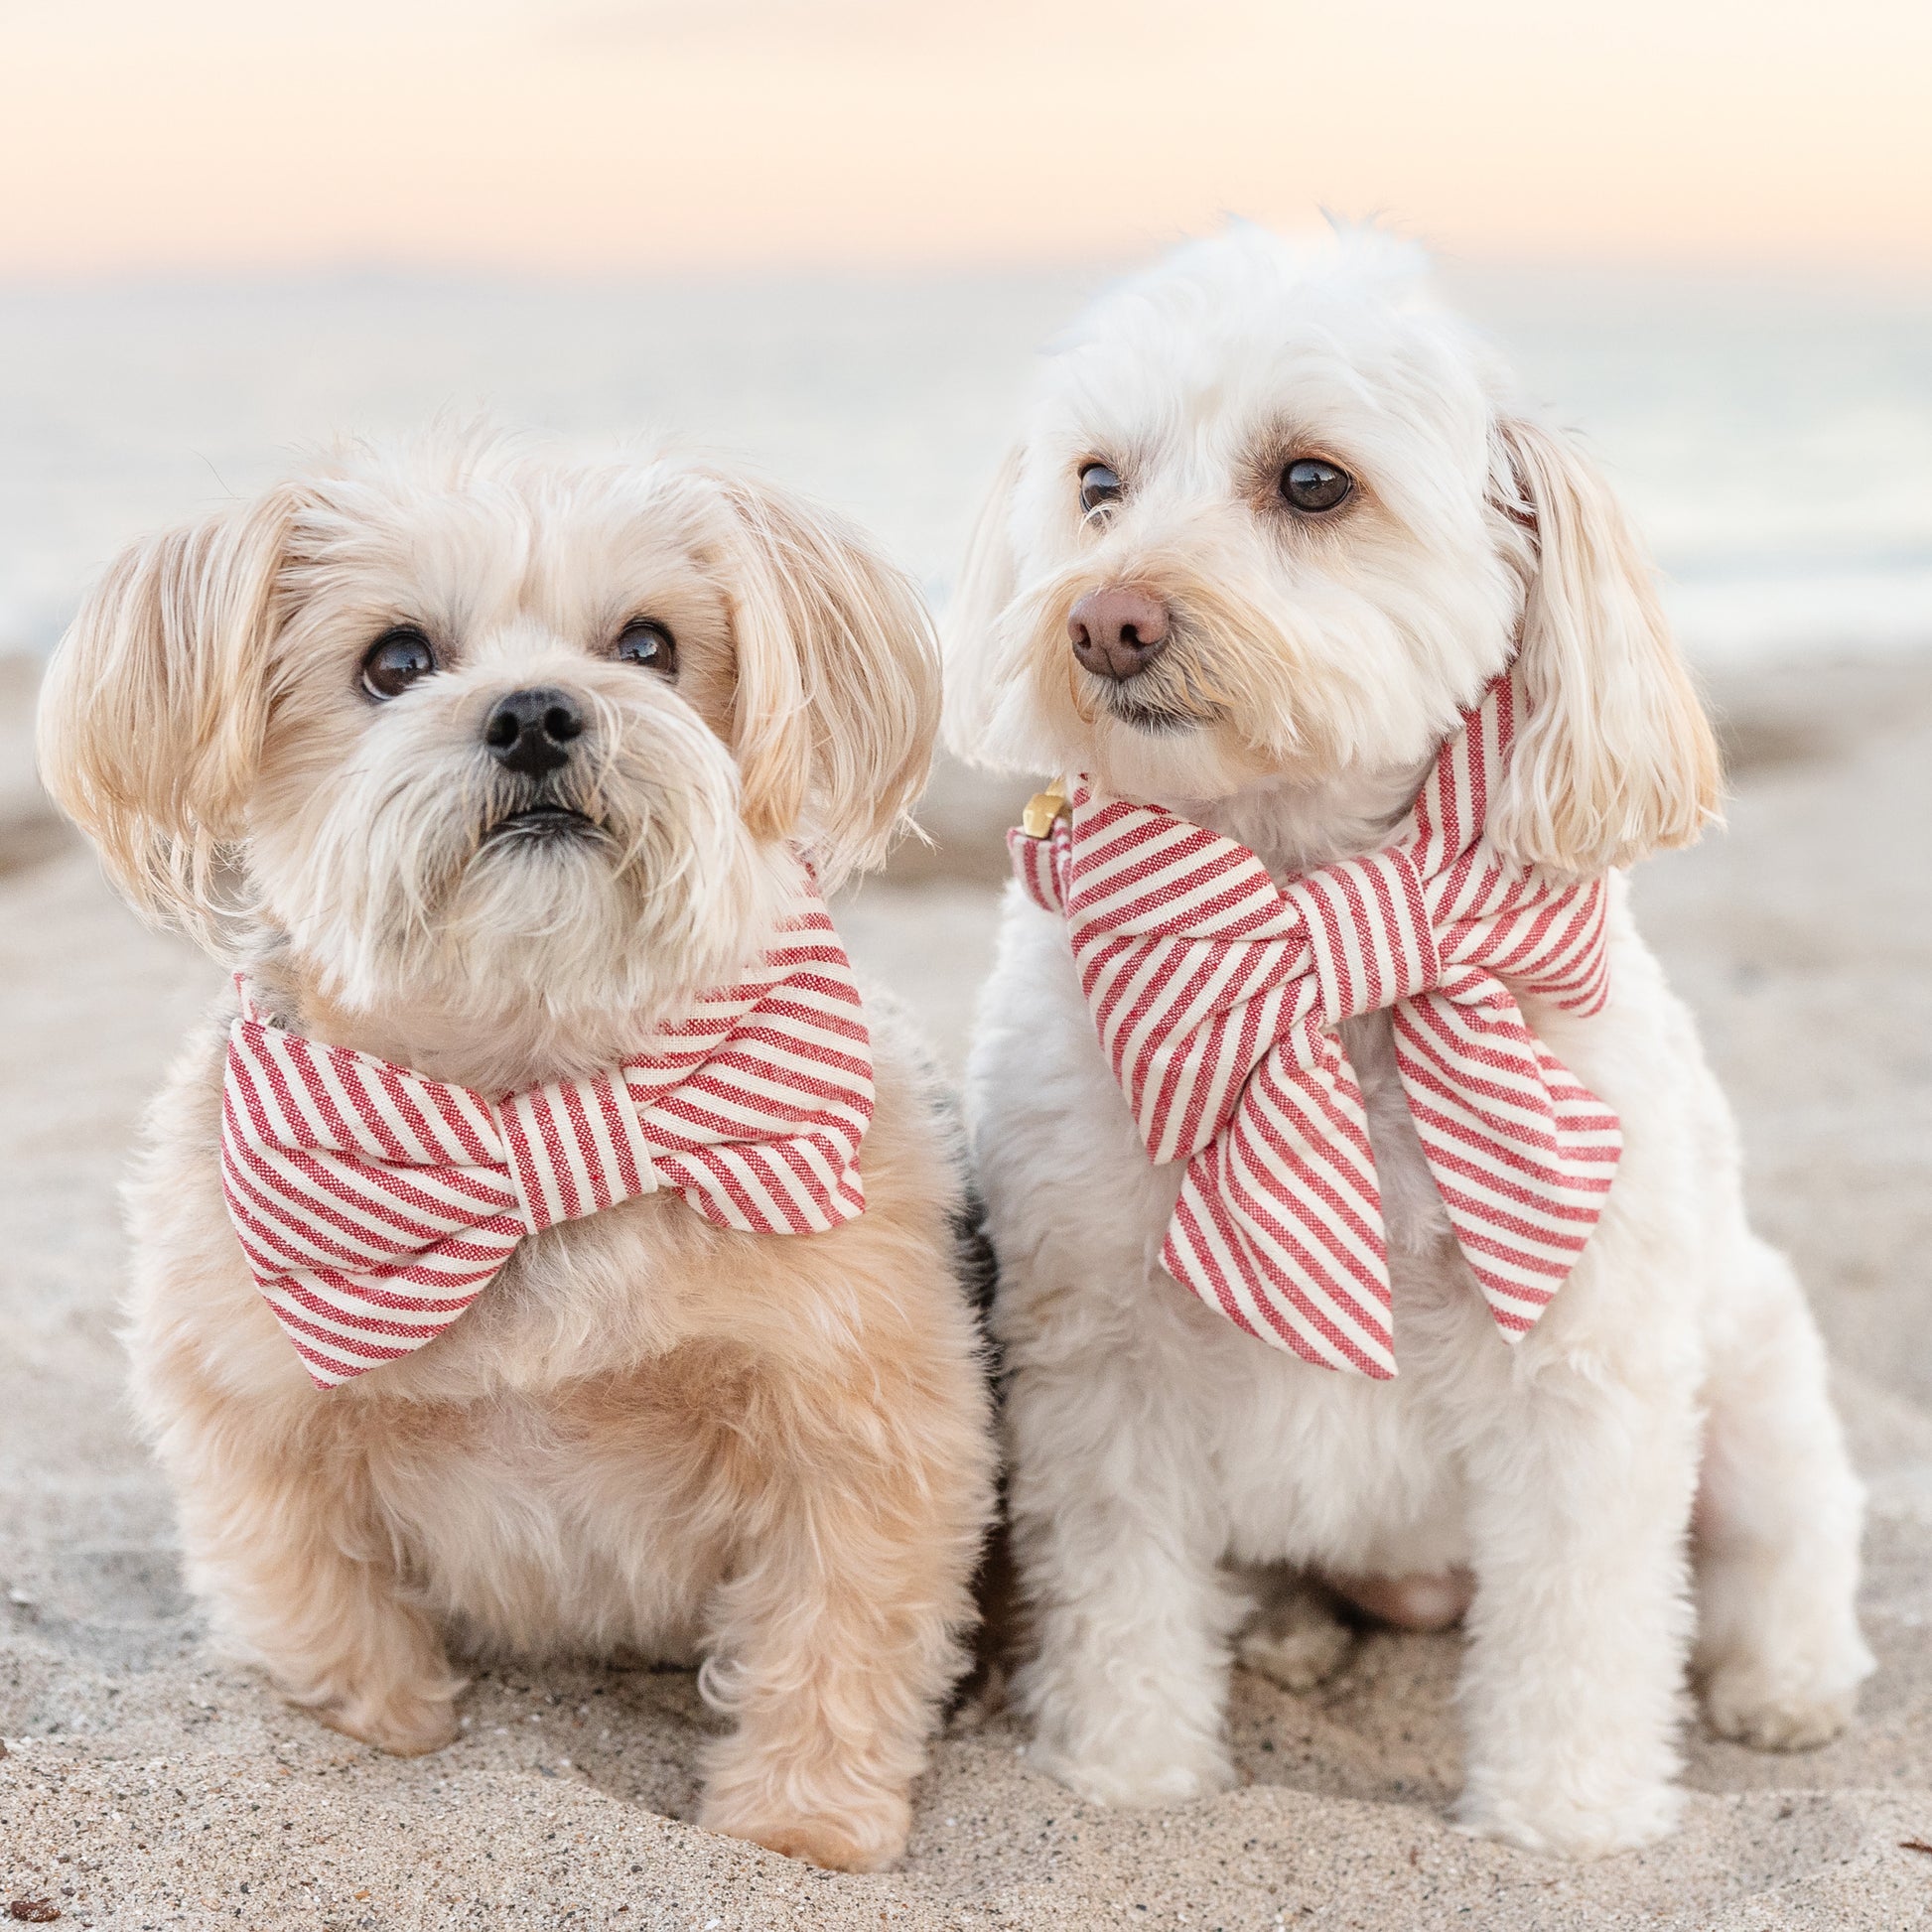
483,687 -> 585,777
1068,588 -> 1171,681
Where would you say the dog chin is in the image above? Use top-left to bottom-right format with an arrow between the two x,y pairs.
1102,692 -> 1204,736
438,826 -> 772,1019
284,809 -> 779,1035
482,803 -> 609,848
1073,710 -> 1273,809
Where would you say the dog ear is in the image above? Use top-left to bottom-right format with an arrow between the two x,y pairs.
712,472 -> 939,888
35,483 -> 305,935
1485,416 -> 1721,874
939,445 -> 1026,768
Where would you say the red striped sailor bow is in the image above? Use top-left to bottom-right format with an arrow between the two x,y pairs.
1010,670 -> 1621,1379
219,880 -> 873,1389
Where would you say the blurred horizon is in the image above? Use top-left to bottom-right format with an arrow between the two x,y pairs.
7,255 -> 1932,299
6,0 -> 1929,279
4,260 -> 1929,670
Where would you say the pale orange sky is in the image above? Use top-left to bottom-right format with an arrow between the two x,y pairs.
3,0 -> 1929,276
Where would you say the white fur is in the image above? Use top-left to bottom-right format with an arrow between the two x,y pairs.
947,225 -> 1870,1858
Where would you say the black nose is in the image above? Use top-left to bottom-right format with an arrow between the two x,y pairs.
483,687 -> 585,777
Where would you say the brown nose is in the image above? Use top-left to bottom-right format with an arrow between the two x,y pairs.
1068,588 -> 1171,681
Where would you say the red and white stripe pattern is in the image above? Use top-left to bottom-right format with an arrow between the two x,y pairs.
1011,670 -> 1620,1378
219,880 -> 874,1388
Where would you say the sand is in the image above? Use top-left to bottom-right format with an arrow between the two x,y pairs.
5,656 -> 1932,1930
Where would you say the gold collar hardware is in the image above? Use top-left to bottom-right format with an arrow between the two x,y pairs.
1021,777 -> 1071,840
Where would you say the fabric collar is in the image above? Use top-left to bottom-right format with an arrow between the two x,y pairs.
1011,669 -> 1620,1377
219,874 -> 873,1388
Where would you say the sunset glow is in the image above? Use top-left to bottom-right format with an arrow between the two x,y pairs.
5,0 -> 1928,276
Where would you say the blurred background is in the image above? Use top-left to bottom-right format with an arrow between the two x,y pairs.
9,8 -> 1932,1926
3,0 -> 1930,667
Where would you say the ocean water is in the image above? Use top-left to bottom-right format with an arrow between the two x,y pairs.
1,266 -> 1927,664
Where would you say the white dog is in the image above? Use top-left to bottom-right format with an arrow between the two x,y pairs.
944,225 -> 1871,1858
36,431 -> 995,1871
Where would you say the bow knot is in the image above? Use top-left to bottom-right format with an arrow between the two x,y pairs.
1010,670 -> 1620,1378
491,1071 -> 662,1233
1282,848 -> 1440,1026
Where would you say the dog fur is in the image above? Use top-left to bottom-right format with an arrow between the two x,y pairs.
36,431 -> 996,1872
944,224 -> 1872,1858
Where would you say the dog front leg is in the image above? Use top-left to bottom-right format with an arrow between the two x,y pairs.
1452,1349 -> 1700,1859
1006,1340 -> 1241,1806
694,1367 -> 989,1872
1694,1238 -> 1872,1749
170,1409 -> 464,1755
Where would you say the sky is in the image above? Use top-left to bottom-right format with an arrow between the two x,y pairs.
3,0 -> 1930,278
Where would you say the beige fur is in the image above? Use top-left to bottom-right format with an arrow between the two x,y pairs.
1486,417 -> 1723,875
35,429 -> 995,1872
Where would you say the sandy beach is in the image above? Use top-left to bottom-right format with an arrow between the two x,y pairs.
5,652 -> 1932,1930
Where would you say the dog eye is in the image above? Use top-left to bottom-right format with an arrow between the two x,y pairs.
616,620 -> 678,677
360,628 -> 438,700
1078,463 -> 1122,516
1281,458 -> 1353,514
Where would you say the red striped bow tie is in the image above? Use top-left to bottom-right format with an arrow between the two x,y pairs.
1011,670 -> 1620,1378
219,882 -> 873,1388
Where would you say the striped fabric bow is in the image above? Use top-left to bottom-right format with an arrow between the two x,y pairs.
1011,670 -> 1620,1378
219,881 -> 873,1388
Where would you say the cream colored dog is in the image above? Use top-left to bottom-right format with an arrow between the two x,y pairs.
36,431 -> 995,1872
945,225 -> 1871,1857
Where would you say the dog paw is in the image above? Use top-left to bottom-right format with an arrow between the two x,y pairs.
1026,1735 -> 1235,1808
700,1793 -> 909,1872
1452,1781 -> 1682,1861
1705,1669 -> 1857,1752
308,1685 -> 462,1757
1237,1608 -> 1355,1692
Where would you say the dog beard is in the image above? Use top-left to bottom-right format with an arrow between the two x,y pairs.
253,692 -> 777,1025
